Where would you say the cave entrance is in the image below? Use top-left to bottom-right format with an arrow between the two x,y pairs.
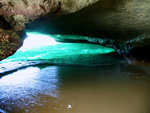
1,32 -> 125,66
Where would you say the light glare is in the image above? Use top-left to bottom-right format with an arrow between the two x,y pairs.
21,32 -> 59,49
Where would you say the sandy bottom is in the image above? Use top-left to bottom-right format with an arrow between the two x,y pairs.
0,63 -> 150,113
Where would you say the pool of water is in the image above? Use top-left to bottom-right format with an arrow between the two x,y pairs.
0,63 -> 150,113
0,33 -> 150,113
0,33 -> 125,73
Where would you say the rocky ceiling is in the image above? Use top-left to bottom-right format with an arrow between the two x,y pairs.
0,0 -> 150,66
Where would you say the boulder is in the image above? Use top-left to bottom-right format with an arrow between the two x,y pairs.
0,28 -> 24,61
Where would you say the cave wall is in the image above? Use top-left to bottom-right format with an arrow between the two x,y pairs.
0,0 -> 98,31
1,0 -> 150,66
26,0 -> 150,66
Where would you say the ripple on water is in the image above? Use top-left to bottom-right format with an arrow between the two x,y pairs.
0,109 -> 7,113
0,61 -> 45,74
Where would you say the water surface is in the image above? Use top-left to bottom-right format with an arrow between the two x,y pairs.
0,64 -> 150,113
0,33 -> 150,113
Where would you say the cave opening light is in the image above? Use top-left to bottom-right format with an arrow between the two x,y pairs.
21,32 -> 59,49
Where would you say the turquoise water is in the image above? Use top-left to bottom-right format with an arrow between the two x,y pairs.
1,43 -> 115,63
0,32 -> 126,74
1,32 -> 124,66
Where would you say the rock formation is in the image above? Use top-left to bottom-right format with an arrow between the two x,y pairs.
1,0 -> 150,66
0,16 -> 24,60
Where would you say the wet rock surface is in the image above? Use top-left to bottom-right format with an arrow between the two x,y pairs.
0,28 -> 23,61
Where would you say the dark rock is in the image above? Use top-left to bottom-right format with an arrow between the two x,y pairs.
0,28 -> 23,61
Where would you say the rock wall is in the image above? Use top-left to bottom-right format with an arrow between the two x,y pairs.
0,0 -> 98,31
0,28 -> 23,61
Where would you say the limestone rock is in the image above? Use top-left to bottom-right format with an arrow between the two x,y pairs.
0,0 -> 98,31
0,28 -> 23,61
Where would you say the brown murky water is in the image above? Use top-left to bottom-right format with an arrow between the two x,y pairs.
0,63 -> 150,113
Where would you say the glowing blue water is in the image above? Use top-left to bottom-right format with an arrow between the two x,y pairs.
0,32 -> 126,73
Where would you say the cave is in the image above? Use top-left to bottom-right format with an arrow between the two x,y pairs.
0,0 -> 150,113
1,0 -> 150,66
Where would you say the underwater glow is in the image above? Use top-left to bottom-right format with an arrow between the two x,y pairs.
0,32 -> 118,65
21,32 -> 59,49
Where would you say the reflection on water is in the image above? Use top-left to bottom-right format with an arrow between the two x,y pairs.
0,63 -> 150,113
0,66 -> 60,113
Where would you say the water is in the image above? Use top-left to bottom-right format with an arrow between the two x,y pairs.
0,64 -> 150,113
0,33 -> 150,113
0,32 -> 125,73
